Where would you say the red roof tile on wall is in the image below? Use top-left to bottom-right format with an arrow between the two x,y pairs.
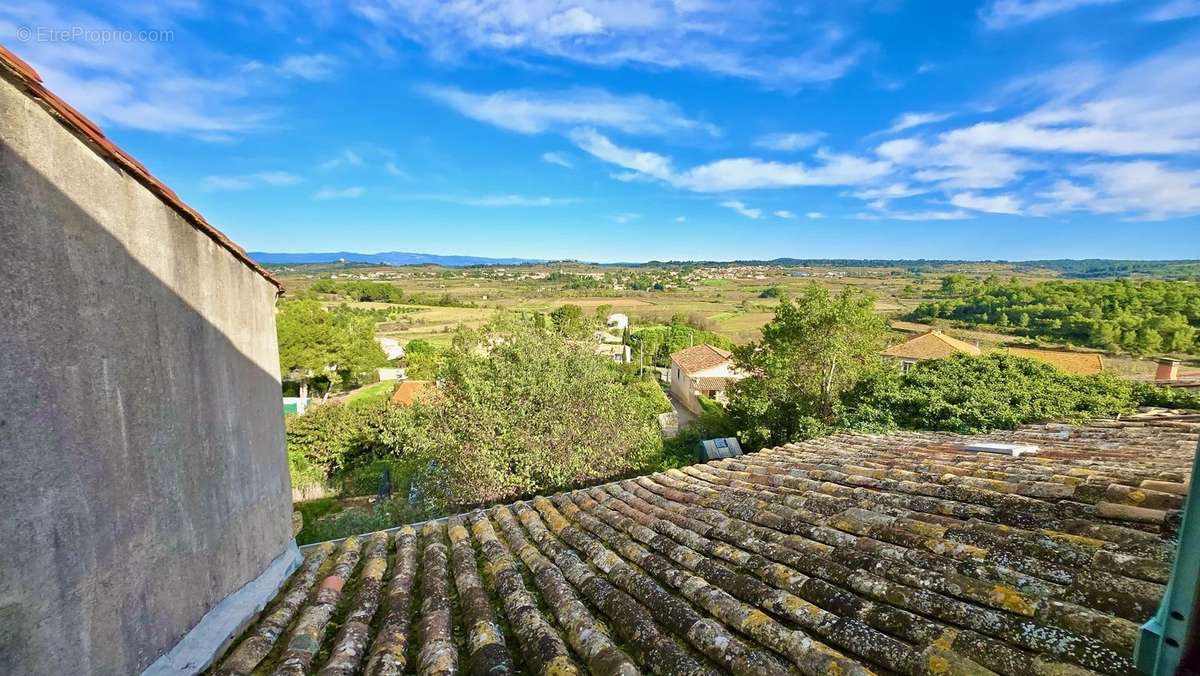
0,44 -> 282,293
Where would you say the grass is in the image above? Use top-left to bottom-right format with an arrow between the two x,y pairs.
343,380 -> 396,407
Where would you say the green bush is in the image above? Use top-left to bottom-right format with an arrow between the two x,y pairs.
842,353 -> 1137,434
284,400 -> 417,476
1132,382 -> 1200,410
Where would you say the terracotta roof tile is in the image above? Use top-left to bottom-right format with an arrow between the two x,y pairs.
882,330 -> 982,360
1008,347 -> 1106,376
214,415 -> 1196,675
390,380 -> 432,406
671,344 -> 734,374
0,45 -> 282,293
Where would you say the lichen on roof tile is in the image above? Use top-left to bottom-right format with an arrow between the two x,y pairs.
210,415 -> 1196,676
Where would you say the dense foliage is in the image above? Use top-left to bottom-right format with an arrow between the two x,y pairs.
284,399 -> 418,477
842,353 -> 1138,433
727,285 -> 888,447
410,320 -> 663,509
629,315 -> 734,367
311,279 -> 405,303
277,299 -> 390,390
908,278 -> 1200,354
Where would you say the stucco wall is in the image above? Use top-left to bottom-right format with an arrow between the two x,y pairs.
0,75 -> 292,674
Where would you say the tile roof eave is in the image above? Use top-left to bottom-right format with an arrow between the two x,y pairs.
0,45 -> 283,295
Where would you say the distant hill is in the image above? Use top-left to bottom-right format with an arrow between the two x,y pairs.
249,251 -> 543,267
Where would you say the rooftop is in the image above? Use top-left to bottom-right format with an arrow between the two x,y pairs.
214,413 -> 1196,676
1008,347 -> 1106,376
882,330 -> 983,361
390,381 -> 432,406
672,344 -> 735,374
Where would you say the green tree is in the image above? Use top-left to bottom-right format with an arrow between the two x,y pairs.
277,299 -> 339,390
727,285 -> 888,447
550,303 -> 588,337
410,320 -> 661,508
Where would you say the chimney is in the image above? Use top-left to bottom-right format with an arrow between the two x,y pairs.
1155,358 -> 1180,382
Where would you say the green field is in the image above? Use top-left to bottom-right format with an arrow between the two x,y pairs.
273,260 -> 1196,370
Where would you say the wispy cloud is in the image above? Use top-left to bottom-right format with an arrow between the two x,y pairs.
882,112 -> 951,134
202,171 -> 303,191
773,210 -> 797,219
351,1 -> 868,88
571,129 -> 890,192
979,0 -> 1119,29
320,149 -> 365,170
720,200 -> 762,219
1143,0 -> 1200,21
277,53 -> 339,81
398,193 -> 577,207
949,192 -> 1023,214
424,86 -> 719,137
614,212 -> 642,223
541,152 -> 574,168
855,208 -> 971,221
806,212 -> 825,219
314,186 -> 366,199
753,132 -> 824,152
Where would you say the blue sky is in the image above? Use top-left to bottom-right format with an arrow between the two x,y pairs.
3,1 -> 1200,262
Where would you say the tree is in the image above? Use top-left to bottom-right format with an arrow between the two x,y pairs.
402,339 -> 443,380
410,320 -> 661,509
550,304 -> 588,337
277,299 -> 339,392
727,285 -> 888,447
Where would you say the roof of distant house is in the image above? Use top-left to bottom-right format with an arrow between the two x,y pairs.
671,344 -> 734,374
692,375 -> 737,391
882,329 -> 982,360
0,45 -> 281,292
213,412 -> 1196,676
1009,347 -> 1106,376
390,380 -> 431,406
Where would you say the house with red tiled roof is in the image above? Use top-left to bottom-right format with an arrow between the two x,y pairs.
1008,346 -> 1105,375
669,344 -> 745,414
882,329 -> 982,372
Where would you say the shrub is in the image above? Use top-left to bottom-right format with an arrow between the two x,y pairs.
842,353 -> 1137,434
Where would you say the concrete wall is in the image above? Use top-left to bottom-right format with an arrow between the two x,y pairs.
0,75 -> 293,674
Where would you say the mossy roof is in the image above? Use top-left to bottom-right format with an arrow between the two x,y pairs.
212,413 -> 1197,676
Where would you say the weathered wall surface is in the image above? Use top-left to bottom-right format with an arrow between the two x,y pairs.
0,74 -> 292,674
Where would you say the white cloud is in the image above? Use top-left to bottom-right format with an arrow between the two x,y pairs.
949,192 -> 1023,214
674,216 -> 686,222
753,132 -> 823,152
314,186 -> 366,199
1070,161 -> 1200,219
569,128 -> 675,180
852,182 -> 927,201
614,212 -> 642,223
278,54 -> 339,80
883,112 -> 951,134
424,86 -> 718,136
541,151 -> 574,168
384,162 -> 410,178
720,200 -> 762,219
806,211 -> 825,219
980,0 -> 1119,29
1143,0 -> 1200,21
202,171 -> 302,190
399,193 -> 576,207
774,210 -> 797,219
855,208 -> 971,221
542,7 -> 604,36
320,149 -> 365,169
350,1 -> 866,88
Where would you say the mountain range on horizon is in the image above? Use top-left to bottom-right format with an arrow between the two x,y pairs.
249,251 -> 544,267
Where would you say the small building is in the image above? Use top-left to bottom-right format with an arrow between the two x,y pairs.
391,380 -> 433,406
669,344 -> 744,414
1007,347 -> 1105,376
607,312 -> 629,330
882,329 -> 981,372
377,366 -> 407,381
377,336 -> 406,360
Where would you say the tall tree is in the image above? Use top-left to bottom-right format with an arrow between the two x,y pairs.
727,285 -> 887,447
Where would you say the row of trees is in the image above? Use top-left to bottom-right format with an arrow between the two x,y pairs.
908,278 -> 1200,355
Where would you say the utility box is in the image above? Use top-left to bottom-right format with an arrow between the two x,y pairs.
698,437 -> 743,462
